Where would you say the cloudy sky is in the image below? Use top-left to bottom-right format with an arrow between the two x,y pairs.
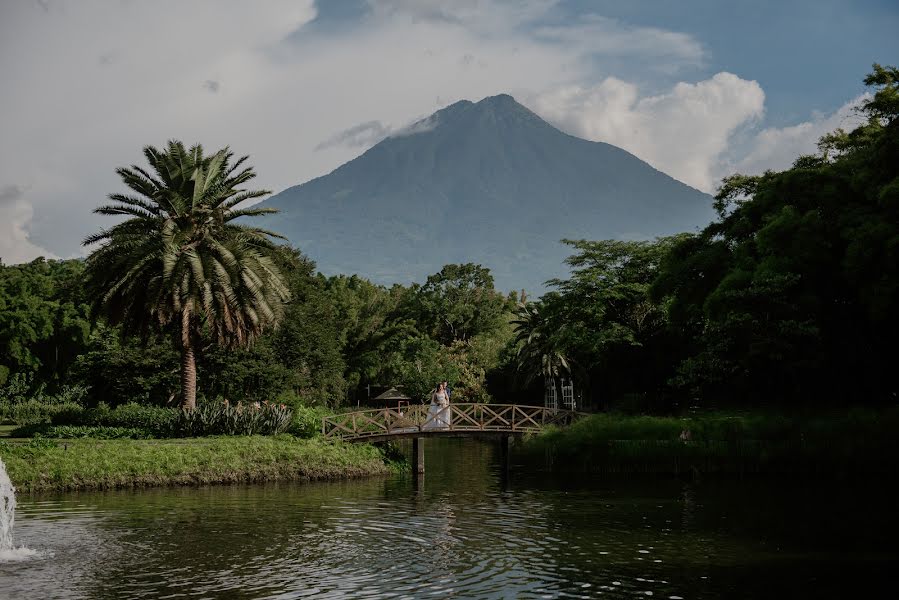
1,0 -> 896,264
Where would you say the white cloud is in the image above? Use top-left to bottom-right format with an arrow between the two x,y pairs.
527,72 -> 766,192
1,0 -> 716,263
535,15 -> 704,69
0,0 -> 853,265
315,120 -> 394,151
0,0 -> 318,263
0,185 -> 58,264
731,95 -> 868,176
365,0 -> 559,30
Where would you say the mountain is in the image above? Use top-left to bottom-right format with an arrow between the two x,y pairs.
258,94 -> 714,293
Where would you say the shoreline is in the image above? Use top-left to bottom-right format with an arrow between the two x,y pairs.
521,411 -> 899,477
0,435 -> 397,493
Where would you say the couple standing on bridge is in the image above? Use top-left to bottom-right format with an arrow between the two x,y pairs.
423,380 -> 452,429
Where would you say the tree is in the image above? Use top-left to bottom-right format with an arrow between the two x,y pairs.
380,335 -> 458,402
511,300 -> 571,388
653,64 -> 899,405
413,263 -> 508,345
72,325 -> 180,406
266,249 -> 347,406
83,141 -> 289,409
0,258 -> 91,387
324,275 -> 415,402
537,237 -> 687,409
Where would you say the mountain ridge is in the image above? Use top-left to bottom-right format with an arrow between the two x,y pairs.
259,94 -> 714,292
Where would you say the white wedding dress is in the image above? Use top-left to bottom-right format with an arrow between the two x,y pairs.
423,390 -> 451,430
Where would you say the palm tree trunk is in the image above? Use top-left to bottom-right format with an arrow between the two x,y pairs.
180,341 -> 197,410
180,311 -> 197,410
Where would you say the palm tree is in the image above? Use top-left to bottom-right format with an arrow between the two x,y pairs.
83,141 -> 290,409
511,301 -> 571,393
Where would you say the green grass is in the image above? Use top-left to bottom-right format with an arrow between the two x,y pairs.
0,435 -> 395,492
0,424 -> 15,437
523,408 -> 899,475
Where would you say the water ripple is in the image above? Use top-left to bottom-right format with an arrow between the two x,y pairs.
2,439 -> 897,598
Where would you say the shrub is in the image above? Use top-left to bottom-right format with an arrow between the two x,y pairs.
10,399 -> 49,426
98,403 -> 178,435
174,400 -> 293,437
46,425 -> 153,439
11,424 -> 153,439
10,399 -> 294,438
51,402 -> 178,436
0,372 -> 32,406
0,374 -> 89,425
10,400 -> 85,426
289,405 -> 331,438
54,384 -> 90,406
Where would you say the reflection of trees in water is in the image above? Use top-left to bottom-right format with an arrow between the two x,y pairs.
29,447 -> 898,599
525,477 -> 730,597
82,479 -> 392,599
429,501 -> 458,574
681,482 -> 696,531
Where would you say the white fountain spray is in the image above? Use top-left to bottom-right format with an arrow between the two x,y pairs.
1,457 -> 38,561
1,457 -> 17,553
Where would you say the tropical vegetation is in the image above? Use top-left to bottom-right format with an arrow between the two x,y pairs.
82,141 -> 290,409
1,65 -> 897,450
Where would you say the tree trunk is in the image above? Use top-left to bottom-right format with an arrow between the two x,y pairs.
180,310 -> 197,410
180,341 -> 197,410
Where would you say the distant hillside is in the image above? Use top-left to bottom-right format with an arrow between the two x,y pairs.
259,94 -> 714,293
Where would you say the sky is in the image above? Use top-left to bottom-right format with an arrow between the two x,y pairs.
1,0 -> 896,264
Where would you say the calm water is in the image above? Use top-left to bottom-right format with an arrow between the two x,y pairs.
1,439 -> 896,599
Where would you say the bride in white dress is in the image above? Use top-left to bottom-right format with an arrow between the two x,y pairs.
424,382 -> 451,429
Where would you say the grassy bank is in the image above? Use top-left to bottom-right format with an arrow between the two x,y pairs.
524,409 -> 899,476
0,435 -> 395,492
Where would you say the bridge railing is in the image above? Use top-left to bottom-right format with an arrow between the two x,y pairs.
322,403 -> 582,441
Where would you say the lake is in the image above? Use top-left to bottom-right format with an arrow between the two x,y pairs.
2,438 -> 895,599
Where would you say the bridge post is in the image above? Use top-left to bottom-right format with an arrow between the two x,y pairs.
499,434 -> 511,473
412,437 -> 425,474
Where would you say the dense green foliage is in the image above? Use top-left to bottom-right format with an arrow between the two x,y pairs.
0,257 -> 512,411
0,259 -> 91,386
652,64 -> 899,405
514,64 -> 899,410
82,141 -> 290,409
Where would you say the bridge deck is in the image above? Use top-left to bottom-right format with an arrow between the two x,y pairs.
322,403 -> 581,442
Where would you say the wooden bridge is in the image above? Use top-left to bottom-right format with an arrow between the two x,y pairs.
322,403 -> 583,473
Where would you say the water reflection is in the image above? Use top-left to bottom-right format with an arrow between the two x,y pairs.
1,438 -> 895,599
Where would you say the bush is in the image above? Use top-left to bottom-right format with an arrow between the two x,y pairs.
0,373 -> 89,425
10,399 -> 49,426
11,424 -> 152,439
289,405 -> 331,438
96,403 -> 178,435
174,400 -> 293,437
10,398 -> 295,438
46,425 -> 153,439
50,402 -> 178,436
0,373 -> 32,416
10,400 -> 85,427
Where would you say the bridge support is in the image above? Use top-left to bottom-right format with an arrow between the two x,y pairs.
412,437 -> 425,474
499,434 -> 511,473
